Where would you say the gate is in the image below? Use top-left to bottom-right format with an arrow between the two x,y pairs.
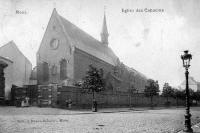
38,84 -> 58,107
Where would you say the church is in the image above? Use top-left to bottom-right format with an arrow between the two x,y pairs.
37,8 -> 147,93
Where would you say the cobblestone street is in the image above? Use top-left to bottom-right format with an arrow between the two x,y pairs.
0,106 -> 200,133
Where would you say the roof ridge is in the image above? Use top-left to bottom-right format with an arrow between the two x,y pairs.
0,40 -> 13,49
0,41 -> 32,65
125,65 -> 147,79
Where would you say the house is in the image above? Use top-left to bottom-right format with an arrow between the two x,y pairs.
0,41 -> 32,100
179,77 -> 200,92
37,8 -> 147,92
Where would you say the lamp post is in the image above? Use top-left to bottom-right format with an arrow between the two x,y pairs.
181,50 -> 193,133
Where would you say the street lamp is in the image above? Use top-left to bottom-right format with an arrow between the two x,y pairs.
181,50 -> 193,133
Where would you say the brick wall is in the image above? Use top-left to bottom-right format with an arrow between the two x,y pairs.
74,48 -> 143,92
74,48 -> 113,82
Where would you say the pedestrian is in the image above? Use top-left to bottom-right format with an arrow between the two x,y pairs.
68,99 -> 72,109
65,99 -> 68,108
93,100 -> 97,112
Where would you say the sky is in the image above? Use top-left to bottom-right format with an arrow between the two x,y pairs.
0,0 -> 200,89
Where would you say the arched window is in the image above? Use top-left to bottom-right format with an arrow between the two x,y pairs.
60,59 -> 67,80
43,62 -> 49,82
51,65 -> 57,75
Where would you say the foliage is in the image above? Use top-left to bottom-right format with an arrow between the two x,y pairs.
162,83 -> 174,101
82,64 -> 105,93
74,80 -> 83,87
144,79 -> 160,97
194,91 -> 200,101
190,90 -> 200,103
144,79 -> 160,106
127,85 -> 137,95
173,88 -> 185,100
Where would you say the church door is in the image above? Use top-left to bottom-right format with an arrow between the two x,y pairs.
0,64 -> 6,99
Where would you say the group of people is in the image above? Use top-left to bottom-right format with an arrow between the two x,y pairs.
65,99 -> 98,112
65,99 -> 72,109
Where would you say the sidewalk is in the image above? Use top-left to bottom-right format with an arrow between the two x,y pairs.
0,106 -> 180,115
69,106 -> 176,114
192,123 -> 200,133
178,122 -> 200,133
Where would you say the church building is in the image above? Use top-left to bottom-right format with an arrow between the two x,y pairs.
37,8 -> 147,93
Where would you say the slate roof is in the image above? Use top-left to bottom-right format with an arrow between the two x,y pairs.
56,10 -> 118,66
0,41 -> 31,65
125,65 -> 147,80
181,77 -> 198,85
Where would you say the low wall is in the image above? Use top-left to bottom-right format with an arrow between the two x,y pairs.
57,86 -> 185,108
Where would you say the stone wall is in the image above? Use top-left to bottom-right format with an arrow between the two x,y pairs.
37,10 -> 74,85
57,86 -> 185,108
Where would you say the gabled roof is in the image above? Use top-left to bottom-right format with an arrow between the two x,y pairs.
181,77 -> 198,85
53,9 -> 118,66
0,41 -> 31,65
125,65 -> 147,80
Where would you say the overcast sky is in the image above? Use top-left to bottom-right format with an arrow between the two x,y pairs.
0,0 -> 200,89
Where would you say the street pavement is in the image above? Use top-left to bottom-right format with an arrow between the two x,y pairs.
0,106 -> 200,133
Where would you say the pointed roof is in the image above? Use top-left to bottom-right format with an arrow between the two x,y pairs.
181,77 -> 198,85
0,41 -> 31,65
51,9 -> 118,65
101,13 -> 109,35
125,65 -> 147,80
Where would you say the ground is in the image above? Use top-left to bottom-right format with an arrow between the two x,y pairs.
0,106 -> 200,133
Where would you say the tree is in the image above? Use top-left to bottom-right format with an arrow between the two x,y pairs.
162,83 -> 174,102
127,86 -> 137,108
82,65 -> 105,110
144,79 -> 160,106
193,91 -> 200,105
173,88 -> 181,106
188,89 -> 200,105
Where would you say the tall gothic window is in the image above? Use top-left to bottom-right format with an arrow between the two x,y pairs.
60,59 -> 67,80
51,65 -> 57,75
43,62 -> 49,82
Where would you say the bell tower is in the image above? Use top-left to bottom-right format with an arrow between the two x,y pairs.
101,12 -> 109,46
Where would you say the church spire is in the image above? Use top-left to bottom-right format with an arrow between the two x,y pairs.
101,11 -> 109,46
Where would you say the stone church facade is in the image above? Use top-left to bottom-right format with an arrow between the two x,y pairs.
37,9 -> 147,93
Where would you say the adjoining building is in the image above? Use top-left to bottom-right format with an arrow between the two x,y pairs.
0,41 -> 32,101
179,77 -> 200,92
37,8 -> 147,93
